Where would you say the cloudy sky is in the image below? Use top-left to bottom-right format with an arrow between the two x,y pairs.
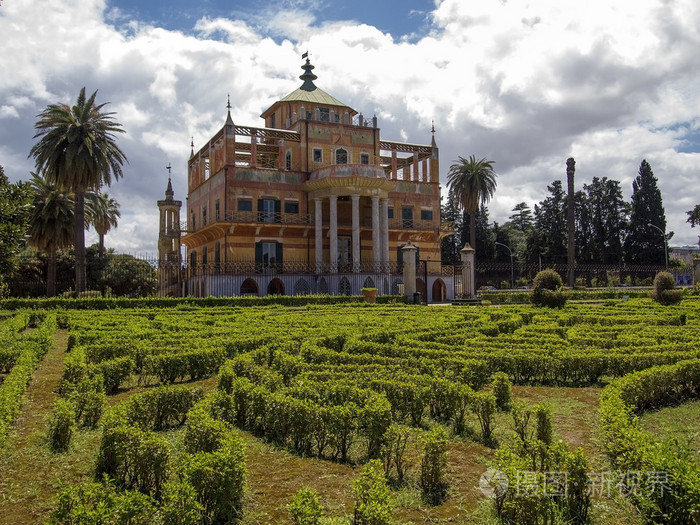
2,0 -> 699,254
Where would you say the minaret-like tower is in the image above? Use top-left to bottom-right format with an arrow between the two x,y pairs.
158,164 -> 182,296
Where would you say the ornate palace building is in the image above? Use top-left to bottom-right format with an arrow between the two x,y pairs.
158,57 -> 455,300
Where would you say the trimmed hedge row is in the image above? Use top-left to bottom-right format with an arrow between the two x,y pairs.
599,360 -> 700,524
0,313 -> 56,450
0,294 -> 408,311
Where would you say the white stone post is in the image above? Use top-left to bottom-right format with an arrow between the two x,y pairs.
315,198 -> 323,270
329,194 -> 338,273
351,194 -> 361,272
403,242 -> 417,300
460,243 -> 476,298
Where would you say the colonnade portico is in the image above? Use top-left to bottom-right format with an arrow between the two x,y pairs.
312,191 -> 391,272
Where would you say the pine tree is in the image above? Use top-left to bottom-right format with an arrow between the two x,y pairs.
623,160 -> 669,266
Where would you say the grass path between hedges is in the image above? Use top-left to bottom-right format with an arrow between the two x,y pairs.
0,329 -> 71,524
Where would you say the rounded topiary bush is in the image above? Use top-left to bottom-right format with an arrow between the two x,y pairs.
652,271 -> 683,305
530,269 -> 567,308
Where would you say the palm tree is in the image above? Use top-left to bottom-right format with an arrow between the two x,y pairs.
87,192 -> 121,260
29,87 -> 126,293
446,155 -> 497,253
27,173 -> 74,297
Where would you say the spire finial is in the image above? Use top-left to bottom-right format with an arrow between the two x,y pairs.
166,162 -> 172,176
165,163 -> 174,199
431,120 -> 436,135
299,52 -> 318,92
190,137 -> 194,158
227,94 -> 231,111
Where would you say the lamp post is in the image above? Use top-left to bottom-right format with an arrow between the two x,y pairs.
495,241 -> 514,289
647,222 -> 668,269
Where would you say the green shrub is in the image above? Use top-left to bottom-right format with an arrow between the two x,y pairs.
186,433 -> 247,524
491,372 -> 512,411
48,398 -> 76,453
380,424 -> 410,486
184,403 -> 231,454
68,374 -> 106,428
419,427 -> 449,505
288,485 -> 324,525
96,425 -> 170,497
530,269 -> 567,308
534,402 -> 552,446
652,272 -> 683,305
159,479 -> 204,525
98,356 -> 134,394
471,391 -> 497,446
353,459 -> 392,525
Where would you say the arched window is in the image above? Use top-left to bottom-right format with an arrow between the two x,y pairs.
336,148 -> 348,164
285,150 -> 292,171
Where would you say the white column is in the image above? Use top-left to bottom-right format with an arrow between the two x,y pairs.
460,243 -> 476,298
371,195 -> 380,265
351,194 -> 361,272
315,198 -> 323,270
329,194 -> 338,273
380,198 -> 389,265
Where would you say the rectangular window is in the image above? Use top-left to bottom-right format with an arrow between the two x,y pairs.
284,201 -> 299,214
285,151 -> 292,171
215,200 -> 220,221
270,113 -> 276,128
338,236 -> 351,264
204,158 -> 210,180
319,107 -> 330,122
202,246 -> 208,266
388,208 -> 394,219
420,209 -> 433,221
202,205 -> 207,226
255,241 -> 283,271
313,148 -> 323,163
402,207 -> 413,228
190,211 -> 195,230
238,200 -> 253,212
360,153 -> 370,165
258,199 -> 281,223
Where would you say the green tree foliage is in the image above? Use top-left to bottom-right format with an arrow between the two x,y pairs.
27,173 -> 75,297
687,204 -> 700,228
100,254 -> 157,297
440,189 -> 463,264
623,160 -> 669,266
0,166 -> 32,287
86,192 -> 120,260
526,181 -> 567,266
30,87 -> 127,293
447,155 -> 497,257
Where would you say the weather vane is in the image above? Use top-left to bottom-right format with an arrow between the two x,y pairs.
166,163 -> 172,176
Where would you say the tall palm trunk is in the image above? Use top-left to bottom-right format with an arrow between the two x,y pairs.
74,190 -> 86,293
469,208 -> 477,252
47,245 -> 57,297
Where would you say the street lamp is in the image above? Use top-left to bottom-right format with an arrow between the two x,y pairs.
647,222 -> 668,268
495,241 -> 514,289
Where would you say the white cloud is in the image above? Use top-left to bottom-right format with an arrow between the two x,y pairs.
1,0 -> 700,253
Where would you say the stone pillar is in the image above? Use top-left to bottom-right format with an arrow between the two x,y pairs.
402,242 -> 418,300
315,198 -> 323,269
372,195 -> 380,265
460,243 -> 476,298
329,194 -> 338,273
380,198 -> 389,265
351,194 -> 361,272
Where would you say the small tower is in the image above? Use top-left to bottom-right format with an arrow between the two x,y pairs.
158,164 -> 182,297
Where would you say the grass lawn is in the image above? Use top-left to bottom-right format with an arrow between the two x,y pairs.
639,399 -> 700,467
